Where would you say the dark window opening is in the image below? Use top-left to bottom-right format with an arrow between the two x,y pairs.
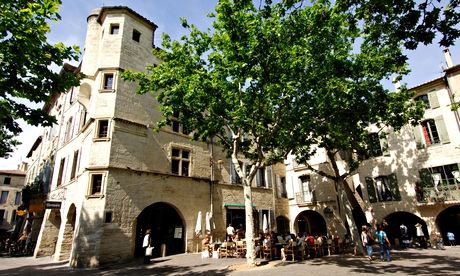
3,177 -> 11,185
110,24 -> 120,34
98,120 -> 109,138
132,29 -> 141,42
91,174 -> 103,195
105,211 -> 113,223
103,74 -> 114,90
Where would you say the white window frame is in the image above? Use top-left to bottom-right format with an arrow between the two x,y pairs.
171,147 -> 191,176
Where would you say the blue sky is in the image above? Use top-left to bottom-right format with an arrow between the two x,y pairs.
0,0 -> 459,170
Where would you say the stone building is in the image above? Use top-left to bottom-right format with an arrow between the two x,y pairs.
25,7 -> 286,267
0,170 -> 25,232
285,49 -> 460,246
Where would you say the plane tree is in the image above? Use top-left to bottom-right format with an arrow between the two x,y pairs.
124,0 -> 459,264
0,0 -> 80,158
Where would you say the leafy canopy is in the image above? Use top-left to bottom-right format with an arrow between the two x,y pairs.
0,0 -> 80,158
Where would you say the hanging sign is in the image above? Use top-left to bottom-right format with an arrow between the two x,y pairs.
44,201 -> 62,209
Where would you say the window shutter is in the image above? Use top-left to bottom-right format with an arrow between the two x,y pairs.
434,116 -> 450,144
365,177 -> 377,203
258,210 -> 263,231
387,173 -> 401,201
412,125 -> 424,148
419,169 -> 433,188
256,169 -> 261,187
276,176 -> 282,198
428,91 -> 440,108
267,167 -> 273,188
230,160 -> 237,184
269,210 -> 275,232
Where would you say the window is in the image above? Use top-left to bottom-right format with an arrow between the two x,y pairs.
3,177 -> 11,185
230,161 -> 243,184
97,120 -> 109,138
57,158 -> 65,186
90,174 -> 103,195
419,164 -> 460,189
421,119 -> 440,145
70,150 -> 79,180
105,211 -> 113,223
0,191 -> 9,204
299,175 -> 314,202
169,111 -> 190,135
171,148 -> 190,176
110,24 -> 119,34
103,73 -> 114,90
0,210 -> 4,223
64,117 -> 73,142
278,177 -> 287,198
415,91 -> 439,109
414,116 -> 449,147
14,192 -> 21,205
256,167 -> 266,187
365,174 -> 401,203
132,29 -> 141,42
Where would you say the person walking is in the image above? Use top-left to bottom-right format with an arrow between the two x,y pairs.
447,231 -> 455,246
376,224 -> 391,262
361,225 -> 374,261
143,229 -> 153,264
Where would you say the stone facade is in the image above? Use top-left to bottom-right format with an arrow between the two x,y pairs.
0,170 -> 25,231
285,49 -> 460,246
26,7 -> 286,268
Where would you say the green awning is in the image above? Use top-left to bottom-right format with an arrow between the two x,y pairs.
224,203 -> 256,209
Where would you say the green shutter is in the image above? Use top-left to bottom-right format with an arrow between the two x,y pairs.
419,169 -> 433,188
428,91 -> 440,108
388,173 -> 401,201
412,125 -> 424,149
365,177 -> 377,203
267,167 -> 273,188
434,116 -> 450,144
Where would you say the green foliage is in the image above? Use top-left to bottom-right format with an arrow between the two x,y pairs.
123,0 -> 459,179
0,0 -> 80,158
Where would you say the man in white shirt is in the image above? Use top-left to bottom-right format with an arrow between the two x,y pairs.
226,224 -> 235,241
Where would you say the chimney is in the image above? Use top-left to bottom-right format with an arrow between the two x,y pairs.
443,48 -> 454,68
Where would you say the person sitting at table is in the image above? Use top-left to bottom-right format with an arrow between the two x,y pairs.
305,233 -> 316,258
201,234 -> 212,257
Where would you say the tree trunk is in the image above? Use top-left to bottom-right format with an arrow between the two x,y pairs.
337,178 -> 363,255
243,180 -> 256,265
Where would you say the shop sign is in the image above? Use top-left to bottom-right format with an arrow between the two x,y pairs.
44,201 -> 62,209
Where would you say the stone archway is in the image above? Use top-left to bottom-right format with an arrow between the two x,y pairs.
36,209 -> 61,257
294,210 -> 327,235
436,205 -> 460,245
59,204 -> 76,260
135,202 -> 185,258
384,211 -> 428,245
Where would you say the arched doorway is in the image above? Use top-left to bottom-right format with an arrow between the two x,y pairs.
384,211 -> 428,244
135,202 -> 185,258
59,204 -> 76,260
436,205 -> 460,245
294,210 -> 327,235
276,216 -> 290,234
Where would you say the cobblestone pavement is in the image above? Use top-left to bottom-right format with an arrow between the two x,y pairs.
0,246 -> 459,275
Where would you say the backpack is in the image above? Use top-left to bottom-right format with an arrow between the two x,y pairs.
367,234 -> 375,245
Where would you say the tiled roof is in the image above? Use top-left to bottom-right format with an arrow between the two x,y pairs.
0,170 -> 26,176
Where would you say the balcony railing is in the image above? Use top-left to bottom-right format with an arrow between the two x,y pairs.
295,191 -> 316,205
416,182 -> 460,203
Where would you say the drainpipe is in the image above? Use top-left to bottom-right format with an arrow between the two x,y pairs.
442,48 -> 460,132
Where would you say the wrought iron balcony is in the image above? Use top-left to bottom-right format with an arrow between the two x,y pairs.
416,181 -> 460,203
